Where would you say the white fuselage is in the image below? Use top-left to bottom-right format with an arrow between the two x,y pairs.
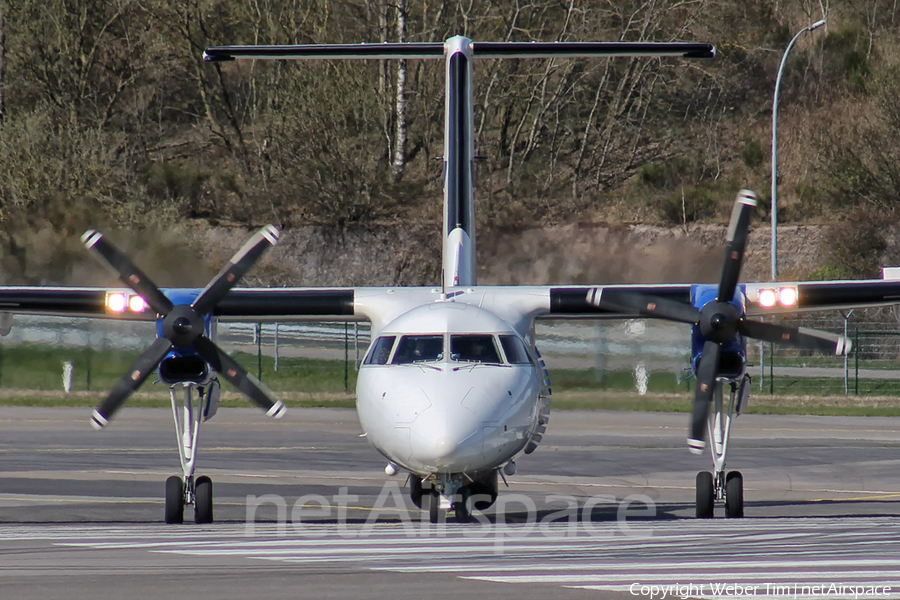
355,301 -> 543,477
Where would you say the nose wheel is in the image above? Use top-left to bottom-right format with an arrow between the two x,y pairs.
424,490 -> 440,523
194,475 -> 214,524
417,474 -> 478,523
165,475 -> 184,524
724,471 -> 744,518
453,488 -> 472,522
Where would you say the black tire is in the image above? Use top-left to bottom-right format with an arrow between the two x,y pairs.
165,476 -> 184,524
695,471 -> 714,519
725,471 -> 744,518
409,477 -> 424,509
194,475 -> 213,524
453,488 -> 472,523
425,490 -> 440,524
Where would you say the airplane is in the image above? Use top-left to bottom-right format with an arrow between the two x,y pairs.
3,36 -> 900,524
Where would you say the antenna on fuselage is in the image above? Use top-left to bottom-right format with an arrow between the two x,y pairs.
203,39 -> 716,294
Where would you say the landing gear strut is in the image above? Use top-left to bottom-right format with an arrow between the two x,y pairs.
695,377 -> 746,519
413,471 -> 495,523
165,380 -> 219,524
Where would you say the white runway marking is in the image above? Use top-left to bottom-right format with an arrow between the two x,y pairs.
1,518 -> 899,597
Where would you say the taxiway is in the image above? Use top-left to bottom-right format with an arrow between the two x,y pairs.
1,406 -> 899,599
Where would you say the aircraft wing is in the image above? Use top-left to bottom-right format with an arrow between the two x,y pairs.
0,286 -> 359,320
0,285 -> 442,328
453,279 -> 900,325
2,278 -> 899,332
543,279 -> 900,318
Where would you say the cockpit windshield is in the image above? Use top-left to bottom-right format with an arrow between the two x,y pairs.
450,334 -> 501,364
365,332 -> 530,367
391,335 -> 444,364
364,336 -> 396,365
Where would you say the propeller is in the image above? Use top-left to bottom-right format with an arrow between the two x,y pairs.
82,225 -> 285,429
586,190 -> 851,453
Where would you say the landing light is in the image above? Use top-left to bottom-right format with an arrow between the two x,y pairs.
756,286 -> 798,308
106,292 -> 127,313
106,292 -> 148,314
128,295 -> 147,313
758,289 -> 777,308
778,286 -> 797,307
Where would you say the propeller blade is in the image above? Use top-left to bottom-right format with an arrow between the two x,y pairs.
738,319 -> 852,355
716,190 -> 756,303
193,336 -> 286,418
192,225 -> 280,315
82,230 -> 174,315
587,288 -> 700,324
689,340 -> 720,454
91,337 -> 173,429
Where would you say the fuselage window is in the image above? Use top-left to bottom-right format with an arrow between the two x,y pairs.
499,335 -> 531,365
364,336 -> 396,365
450,334 -> 501,364
392,335 -> 444,364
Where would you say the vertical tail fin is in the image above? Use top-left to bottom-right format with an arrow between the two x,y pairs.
442,37 -> 476,290
202,39 -> 715,293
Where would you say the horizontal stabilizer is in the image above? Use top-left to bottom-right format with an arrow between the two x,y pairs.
204,41 -> 715,62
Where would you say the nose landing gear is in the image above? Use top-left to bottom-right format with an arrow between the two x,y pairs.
695,377 -> 746,519
411,470 -> 498,523
164,382 -> 219,524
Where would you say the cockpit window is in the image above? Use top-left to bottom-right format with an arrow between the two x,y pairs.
450,335 -> 501,364
499,335 -> 531,364
392,335 -> 444,364
364,336 -> 396,365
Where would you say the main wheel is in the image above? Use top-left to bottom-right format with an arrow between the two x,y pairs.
725,471 -> 744,518
165,476 -> 184,524
194,475 -> 213,524
695,471 -> 714,519
453,488 -> 472,523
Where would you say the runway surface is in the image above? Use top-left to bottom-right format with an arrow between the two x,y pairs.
2,406 -> 900,599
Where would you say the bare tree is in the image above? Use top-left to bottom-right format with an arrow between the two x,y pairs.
0,0 -> 5,126
391,0 -> 409,182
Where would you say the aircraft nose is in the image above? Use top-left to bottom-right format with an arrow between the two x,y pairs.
422,436 -> 459,462
408,409 -> 482,472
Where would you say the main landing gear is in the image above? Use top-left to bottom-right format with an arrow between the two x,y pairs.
165,381 -> 219,524
695,376 -> 747,519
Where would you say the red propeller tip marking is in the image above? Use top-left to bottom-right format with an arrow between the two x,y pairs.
700,383 -> 709,392
730,251 -> 739,260
130,370 -> 141,381
227,273 -> 235,282
781,333 -> 790,340
228,369 -> 237,377
647,302 -> 657,311
129,275 -> 140,284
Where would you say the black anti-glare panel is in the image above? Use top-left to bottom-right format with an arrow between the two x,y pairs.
796,281 -> 900,309
472,41 -> 715,59
215,289 -> 354,318
446,52 -> 472,236
204,43 -> 446,62
0,288 -> 109,315
549,286 -> 692,315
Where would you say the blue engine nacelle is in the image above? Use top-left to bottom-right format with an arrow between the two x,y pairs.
154,288 -> 215,386
690,284 -> 747,380
159,353 -> 211,385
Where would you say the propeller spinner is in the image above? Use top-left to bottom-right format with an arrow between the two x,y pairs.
82,226 -> 286,429
587,190 -> 851,453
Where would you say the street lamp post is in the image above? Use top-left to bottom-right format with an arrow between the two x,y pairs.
771,19 -> 826,280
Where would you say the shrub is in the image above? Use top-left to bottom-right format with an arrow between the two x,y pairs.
659,186 -> 719,224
